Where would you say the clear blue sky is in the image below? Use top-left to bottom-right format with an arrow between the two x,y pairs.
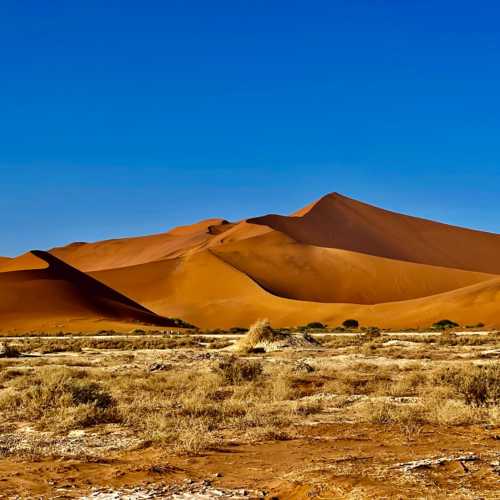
1,1 -> 499,256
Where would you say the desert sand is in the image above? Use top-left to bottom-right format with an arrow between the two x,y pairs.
1,192 -> 500,331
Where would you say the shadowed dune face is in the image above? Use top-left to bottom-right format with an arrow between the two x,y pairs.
2,192 -> 500,331
0,251 -> 177,331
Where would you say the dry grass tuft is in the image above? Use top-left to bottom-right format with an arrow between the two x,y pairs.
234,319 -> 285,353
212,356 -> 263,384
430,364 -> 499,407
0,367 -> 118,430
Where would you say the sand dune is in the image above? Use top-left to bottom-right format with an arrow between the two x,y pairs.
211,230 -> 495,303
0,257 -> 11,270
249,193 -> 500,274
49,218 -> 235,272
0,252 -> 49,272
0,251 -> 177,332
2,192 -> 500,331
93,249 -> 500,329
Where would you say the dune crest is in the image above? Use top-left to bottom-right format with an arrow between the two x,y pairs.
0,252 -> 49,272
211,230 -> 496,304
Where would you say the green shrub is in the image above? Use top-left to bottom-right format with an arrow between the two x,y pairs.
229,327 -> 248,334
465,322 -> 485,329
305,322 -> 327,329
342,319 -> 359,329
432,319 -> 459,330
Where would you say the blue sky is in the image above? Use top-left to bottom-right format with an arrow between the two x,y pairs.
1,0 -> 499,256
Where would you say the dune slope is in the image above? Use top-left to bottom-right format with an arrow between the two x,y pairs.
0,251 -> 177,331
93,249 -> 500,329
0,257 -> 11,271
212,230 -> 495,303
49,219 -> 235,271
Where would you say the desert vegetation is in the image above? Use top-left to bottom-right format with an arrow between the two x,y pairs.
0,321 -> 498,498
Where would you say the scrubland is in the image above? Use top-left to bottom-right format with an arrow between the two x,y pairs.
0,327 -> 498,498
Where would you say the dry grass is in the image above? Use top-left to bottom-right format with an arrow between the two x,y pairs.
0,355 -> 297,455
211,356 -> 263,384
351,363 -> 499,430
0,367 -> 119,430
9,336 -> 203,354
429,364 -> 500,406
0,330 -> 497,459
0,360 -> 292,454
234,319 -> 287,353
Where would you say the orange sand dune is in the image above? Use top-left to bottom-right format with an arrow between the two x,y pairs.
249,193 -> 500,274
211,230 -> 495,303
0,257 -> 11,270
93,249 -> 500,329
48,193 -> 500,279
0,252 -> 49,272
2,192 -> 500,331
49,218 -> 235,271
0,251 -> 178,332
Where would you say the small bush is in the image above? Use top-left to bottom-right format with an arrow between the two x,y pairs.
303,322 -> 326,330
212,357 -> 263,385
169,317 -> 197,329
0,342 -> 21,358
432,319 -> 459,330
430,365 -> 500,407
173,418 -> 221,455
342,319 -> 359,329
0,367 -> 118,429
